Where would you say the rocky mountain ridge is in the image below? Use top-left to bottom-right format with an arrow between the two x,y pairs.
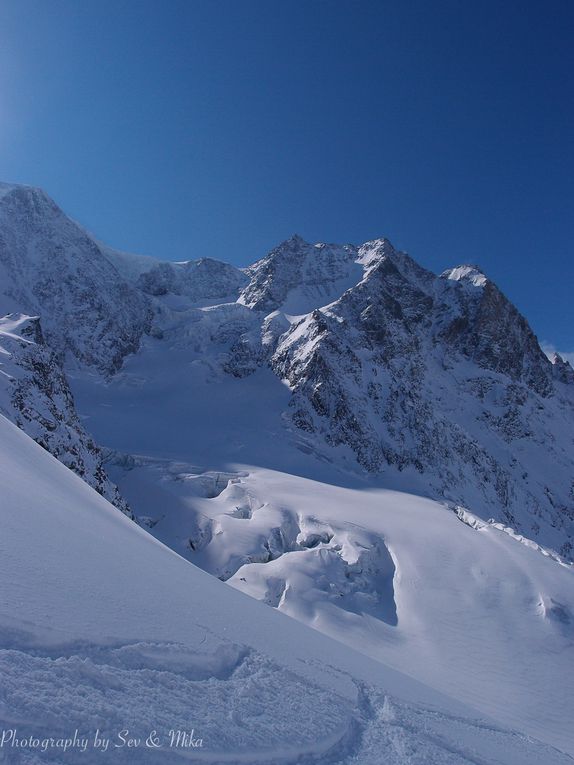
0,182 -> 572,557
269,242 -> 573,556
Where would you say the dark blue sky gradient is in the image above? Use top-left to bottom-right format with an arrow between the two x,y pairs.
0,0 -> 572,350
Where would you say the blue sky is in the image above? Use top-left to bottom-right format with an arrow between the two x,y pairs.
0,0 -> 572,352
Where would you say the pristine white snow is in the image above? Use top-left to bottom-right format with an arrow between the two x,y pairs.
68,329 -> 574,757
3,413 -> 570,764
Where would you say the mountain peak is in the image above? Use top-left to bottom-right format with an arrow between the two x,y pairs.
0,180 -> 44,197
0,185 -> 152,374
0,181 -> 60,218
550,352 -> 574,384
441,264 -> 489,287
286,233 -> 308,246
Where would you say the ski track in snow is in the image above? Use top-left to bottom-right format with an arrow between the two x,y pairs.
0,633 -> 353,764
2,636 -> 571,765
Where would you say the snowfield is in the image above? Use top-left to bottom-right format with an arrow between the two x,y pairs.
72,337 -> 574,757
1,413 -> 572,765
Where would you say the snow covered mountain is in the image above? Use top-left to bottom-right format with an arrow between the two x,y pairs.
101,225 -> 574,559
0,182 -> 152,376
1,181 -> 573,759
270,240 -> 574,558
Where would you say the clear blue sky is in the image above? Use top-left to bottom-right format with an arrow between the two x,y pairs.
0,0 -> 572,352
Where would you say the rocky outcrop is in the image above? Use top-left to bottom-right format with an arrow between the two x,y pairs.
239,235 -> 360,314
440,265 -> 553,396
550,352 -> 574,385
0,313 -> 132,516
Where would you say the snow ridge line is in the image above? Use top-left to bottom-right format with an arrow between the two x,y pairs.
452,505 -> 572,568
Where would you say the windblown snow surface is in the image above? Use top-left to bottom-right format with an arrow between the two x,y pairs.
0,413 -> 572,765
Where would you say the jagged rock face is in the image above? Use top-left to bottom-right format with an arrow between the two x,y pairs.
239,235 -> 360,313
0,314 -> 132,517
440,266 -> 553,396
551,352 -> 574,384
0,183 -> 152,376
137,258 -> 248,302
271,251 -> 438,473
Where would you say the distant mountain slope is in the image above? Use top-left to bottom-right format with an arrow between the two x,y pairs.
137,257 -> 248,302
0,182 -> 152,375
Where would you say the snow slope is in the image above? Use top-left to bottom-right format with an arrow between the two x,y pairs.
70,338 -> 574,756
3,414 -> 569,764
